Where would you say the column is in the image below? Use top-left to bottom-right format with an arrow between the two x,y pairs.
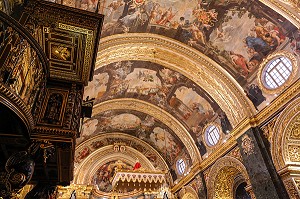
236,127 -> 289,199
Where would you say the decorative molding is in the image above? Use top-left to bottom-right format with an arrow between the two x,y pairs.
74,132 -> 169,175
92,99 -> 201,164
97,33 -> 256,128
259,0 -> 300,28
206,156 -> 250,199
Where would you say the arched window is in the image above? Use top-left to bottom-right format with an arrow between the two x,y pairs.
205,125 -> 220,146
176,159 -> 186,175
263,56 -> 292,89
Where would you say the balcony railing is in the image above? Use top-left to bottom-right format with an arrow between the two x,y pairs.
0,10 -> 48,110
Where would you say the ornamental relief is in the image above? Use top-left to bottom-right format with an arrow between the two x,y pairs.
207,156 -> 250,199
261,117 -> 277,143
285,113 -> 300,163
241,134 -> 255,156
272,97 -> 300,170
288,145 -> 300,162
75,133 -> 168,172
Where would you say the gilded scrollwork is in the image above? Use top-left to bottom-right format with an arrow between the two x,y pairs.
288,145 -> 300,162
206,156 -> 250,199
282,178 -> 300,199
271,98 -> 300,198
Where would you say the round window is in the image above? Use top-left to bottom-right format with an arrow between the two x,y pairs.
263,56 -> 292,89
176,159 -> 186,175
205,125 -> 220,147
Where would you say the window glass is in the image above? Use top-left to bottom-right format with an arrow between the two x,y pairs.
205,125 -> 220,146
176,159 -> 185,175
263,57 -> 292,89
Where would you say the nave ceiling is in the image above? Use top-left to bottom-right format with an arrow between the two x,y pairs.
47,0 -> 300,197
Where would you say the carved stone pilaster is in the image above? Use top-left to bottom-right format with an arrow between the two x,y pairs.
237,128 -> 289,199
278,169 -> 300,199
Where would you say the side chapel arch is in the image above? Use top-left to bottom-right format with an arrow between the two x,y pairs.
207,156 -> 250,199
271,97 -> 300,198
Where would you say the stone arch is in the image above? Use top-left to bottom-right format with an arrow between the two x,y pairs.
92,99 -> 201,163
271,97 -> 300,198
96,33 -> 256,128
207,156 -> 250,199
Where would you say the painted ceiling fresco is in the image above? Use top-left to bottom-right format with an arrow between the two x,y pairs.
49,0 -> 300,112
75,133 -> 168,170
83,60 -> 232,149
77,109 -> 191,167
93,160 -> 133,193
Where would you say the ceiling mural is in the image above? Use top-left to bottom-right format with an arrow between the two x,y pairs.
77,109 -> 191,167
50,0 -> 300,111
83,60 -> 232,148
92,160 -> 133,193
74,133 -> 168,171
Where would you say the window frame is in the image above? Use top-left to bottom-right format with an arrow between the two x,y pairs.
258,51 -> 298,94
203,123 -> 222,148
176,158 -> 186,175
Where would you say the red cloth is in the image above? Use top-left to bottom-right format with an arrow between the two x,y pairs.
133,162 -> 141,170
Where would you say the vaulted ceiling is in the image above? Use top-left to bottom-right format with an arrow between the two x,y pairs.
49,0 -> 300,197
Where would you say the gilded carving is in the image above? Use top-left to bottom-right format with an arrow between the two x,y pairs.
38,88 -> 68,126
283,179 -> 300,199
207,156 -> 250,199
259,0 -> 300,28
58,23 -> 94,84
74,133 -> 170,184
288,145 -> 300,162
97,34 -> 256,127
51,45 -> 71,61
214,167 -> 237,199
261,118 -> 277,142
241,135 -> 255,156
271,98 -> 300,198
56,184 -> 93,199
